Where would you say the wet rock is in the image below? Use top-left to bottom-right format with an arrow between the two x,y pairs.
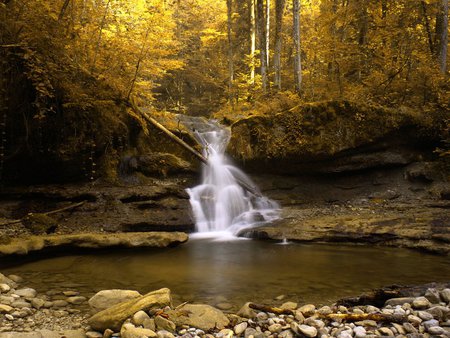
244,327 -> 264,338
89,288 -> 171,332
63,291 -> 79,297
0,274 -> 16,288
353,326 -> 366,338
234,322 -> 248,335
427,325 -> 445,335
422,319 -> 439,330
280,302 -> 297,311
278,329 -> 294,338
85,331 -> 103,338
31,298 -> 45,310
268,323 -> 283,333
52,300 -> 68,307
215,302 -> 233,311
294,309 -> 305,322
11,300 -> 32,308
256,312 -> 268,321
218,328 -> 233,338
157,330 -> 175,338
417,311 -> 433,321
167,304 -> 229,331
14,288 -> 37,298
103,329 -> 114,338
297,324 -> 318,337
143,318 -> 156,331
0,284 -> 11,292
338,330 -> 352,338
317,306 -> 332,315
67,296 -> 86,305
237,302 -> 257,318
0,304 -> 13,313
407,314 -> 422,326
88,289 -> 141,313
378,327 -> 394,336
298,304 -> 315,317
121,323 -> 157,338
385,297 -> 415,307
412,297 -> 431,309
427,305 -> 450,320
424,288 -> 441,304
155,315 -> 176,332
440,288 -> 450,303
132,310 -> 151,326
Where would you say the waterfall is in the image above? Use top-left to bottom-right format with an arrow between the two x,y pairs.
180,117 -> 279,236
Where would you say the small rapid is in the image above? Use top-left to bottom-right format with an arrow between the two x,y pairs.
180,117 -> 279,236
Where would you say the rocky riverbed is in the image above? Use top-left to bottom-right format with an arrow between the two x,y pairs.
0,272 -> 449,338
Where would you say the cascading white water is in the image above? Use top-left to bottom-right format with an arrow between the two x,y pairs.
181,117 -> 279,236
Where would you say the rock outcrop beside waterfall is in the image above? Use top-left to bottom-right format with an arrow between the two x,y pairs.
224,100 -> 445,174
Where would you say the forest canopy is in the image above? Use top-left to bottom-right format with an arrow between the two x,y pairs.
0,0 -> 448,182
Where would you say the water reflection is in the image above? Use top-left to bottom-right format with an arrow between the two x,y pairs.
1,239 -> 449,308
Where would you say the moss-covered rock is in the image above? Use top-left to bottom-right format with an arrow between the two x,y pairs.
227,101 -> 441,173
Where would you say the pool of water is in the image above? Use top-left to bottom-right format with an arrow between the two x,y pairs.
1,238 -> 449,309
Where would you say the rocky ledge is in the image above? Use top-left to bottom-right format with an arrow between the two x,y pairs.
0,232 -> 188,256
0,273 -> 449,337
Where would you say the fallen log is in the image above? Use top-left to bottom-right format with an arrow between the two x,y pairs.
322,313 -> 407,324
127,98 -> 262,197
248,303 -> 294,315
128,97 -> 207,164
0,201 -> 86,226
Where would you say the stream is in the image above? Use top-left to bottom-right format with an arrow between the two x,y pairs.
1,238 -> 449,310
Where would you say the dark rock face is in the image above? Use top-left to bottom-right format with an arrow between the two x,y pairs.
0,177 -> 196,239
228,101 -> 440,174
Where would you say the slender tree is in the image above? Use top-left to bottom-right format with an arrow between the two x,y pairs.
266,0 -> 270,68
227,0 -> 234,90
257,0 -> 268,91
91,0 -> 111,72
292,0 -> 302,92
250,0 -> 256,84
437,0 -> 448,73
421,1 -> 435,54
273,0 -> 285,90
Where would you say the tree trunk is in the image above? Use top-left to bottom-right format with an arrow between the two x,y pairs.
250,0 -> 256,84
292,0 -> 302,93
58,0 -> 71,21
266,0 -> 270,68
273,0 -> 285,90
437,0 -> 448,73
127,27 -> 150,100
357,0 -> 369,81
421,1 -> 435,54
257,0 -> 268,91
91,0 -> 111,72
227,0 -> 234,91
381,0 -> 387,19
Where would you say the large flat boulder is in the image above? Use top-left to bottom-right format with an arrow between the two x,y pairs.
88,288 -> 172,332
0,232 -> 188,256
